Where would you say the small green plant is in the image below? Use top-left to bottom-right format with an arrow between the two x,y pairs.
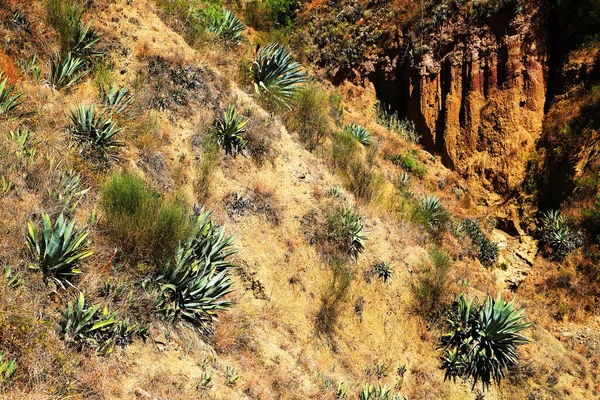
17,54 -> 41,81
0,72 -> 24,117
315,259 -> 353,338
414,195 -> 450,232
3,265 -> 22,289
214,104 -> 247,156
154,210 -> 235,328
225,366 -> 240,385
0,352 -> 17,385
46,0 -> 84,52
411,247 -> 452,318
539,210 -> 583,260
463,219 -> 499,267
372,262 -> 393,282
397,364 -> 407,378
194,137 -> 219,202
389,152 -> 427,178
344,124 -> 372,146
336,382 -> 349,399
102,83 -> 136,118
209,8 -> 245,45
359,384 -> 392,400
327,186 -> 346,200
376,102 -> 421,143
289,84 -> 331,151
441,294 -> 531,390
49,168 -> 90,211
101,172 -> 189,264
199,370 -> 213,389
327,206 -> 366,260
9,127 -> 37,163
0,176 -> 13,196
69,23 -> 101,61
250,42 -> 307,109
49,52 -> 88,90
27,212 -> 92,288
68,104 -> 123,158
375,361 -> 390,379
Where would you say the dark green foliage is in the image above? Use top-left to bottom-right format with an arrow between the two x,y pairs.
69,23 -> 101,60
244,0 -> 296,30
209,8 -> 245,45
0,352 -> 17,385
154,209 -> 236,328
0,72 -> 24,117
46,0 -> 84,52
470,0 -> 523,21
372,261 -> 393,282
441,294 -> 531,390
101,172 -> 190,264
554,0 -> 600,49
389,152 -> 427,179
376,102 -> 421,143
102,83 -> 136,118
250,42 -> 307,108
68,104 -> 123,159
214,105 -> 247,156
463,219 -> 499,267
327,206 -> 366,261
539,210 -> 583,260
27,212 -> 92,288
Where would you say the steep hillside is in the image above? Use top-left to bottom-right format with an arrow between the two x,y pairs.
0,0 -> 600,399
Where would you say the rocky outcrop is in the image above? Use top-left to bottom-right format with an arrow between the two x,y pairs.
375,4 -> 548,199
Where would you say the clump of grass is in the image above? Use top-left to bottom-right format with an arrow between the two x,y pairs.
194,136 -> 220,202
46,0 -> 84,52
376,102 -> 421,143
389,152 -> 427,179
101,172 -> 190,265
315,258 -> 353,340
287,84 -> 331,151
411,247 -> 453,319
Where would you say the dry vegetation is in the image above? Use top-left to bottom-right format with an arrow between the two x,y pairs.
0,0 -> 599,399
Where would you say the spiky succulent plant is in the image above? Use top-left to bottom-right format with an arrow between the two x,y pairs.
372,261 -> 393,282
69,23 -> 101,60
415,195 -> 449,232
68,104 -> 123,157
539,210 -> 582,260
0,352 -> 16,384
209,8 -> 245,45
328,206 -> 366,260
249,42 -> 307,108
0,71 -> 24,116
27,212 -> 92,288
441,294 -> 531,390
214,104 -> 247,156
344,124 -> 372,146
102,83 -> 136,118
155,210 -> 236,328
49,52 -> 88,90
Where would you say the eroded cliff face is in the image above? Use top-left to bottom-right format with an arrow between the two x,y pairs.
374,5 -> 548,203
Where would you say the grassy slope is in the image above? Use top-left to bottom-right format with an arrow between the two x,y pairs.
0,0 -> 599,399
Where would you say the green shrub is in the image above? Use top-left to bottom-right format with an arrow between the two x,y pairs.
376,102 -> 421,143
372,261 -> 393,282
50,51 -> 88,90
288,84 -> 331,151
463,219 -> 499,267
0,72 -> 24,117
214,104 -> 247,156
344,124 -> 371,146
389,152 -> 427,179
101,172 -> 190,264
0,352 -> 16,385
68,104 -> 123,160
208,8 -> 245,45
538,210 -> 583,260
264,0 -> 296,28
327,206 -> 366,261
46,0 -> 84,52
411,247 -> 452,318
470,0 -> 523,21
441,294 -> 531,390
331,130 -> 360,172
414,195 -> 450,233
244,0 -> 296,30
194,137 -> 220,202
249,42 -> 307,109
27,212 -> 92,288
154,209 -> 236,328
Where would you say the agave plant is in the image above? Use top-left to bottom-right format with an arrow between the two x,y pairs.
539,210 -> 582,260
0,352 -> 16,385
102,83 -> 136,118
463,219 -> 499,267
49,168 -> 90,211
214,104 -> 247,156
61,292 -> 117,354
155,210 -> 236,327
358,384 -> 393,400
249,42 -> 307,108
209,8 -> 245,45
3,265 -> 22,289
441,294 -> 531,390
328,206 -> 366,260
0,72 -> 24,116
9,127 -> 36,163
344,124 -> 372,146
372,261 -> 393,282
27,212 -> 92,288
69,23 -> 101,60
68,104 -> 123,156
17,54 -> 41,81
49,52 -> 87,90
416,195 -> 449,231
